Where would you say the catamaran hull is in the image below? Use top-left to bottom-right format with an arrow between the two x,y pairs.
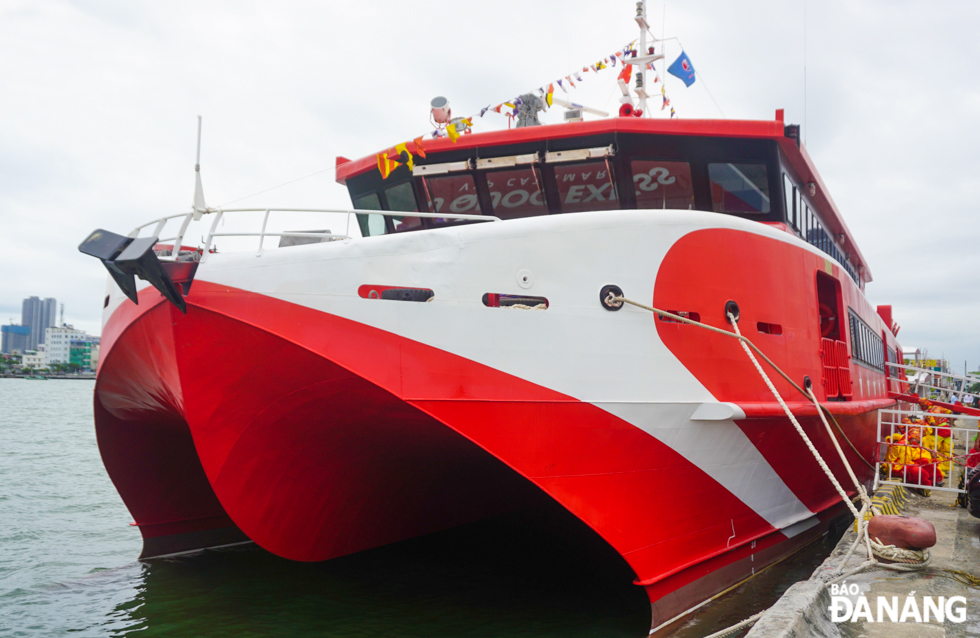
94,210 -> 891,631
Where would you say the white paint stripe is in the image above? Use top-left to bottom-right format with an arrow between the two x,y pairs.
183,210 -> 823,533
595,402 -> 814,531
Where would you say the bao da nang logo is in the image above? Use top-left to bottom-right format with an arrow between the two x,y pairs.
829,583 -> 967,623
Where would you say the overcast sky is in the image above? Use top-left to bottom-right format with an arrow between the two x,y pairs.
1,0 -> 977,368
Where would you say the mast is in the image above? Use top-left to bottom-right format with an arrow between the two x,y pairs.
630,1 -> 661,116
636,1 -> 648,115
192,115 -> 208,220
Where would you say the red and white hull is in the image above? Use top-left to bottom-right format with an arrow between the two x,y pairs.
94,209 -> 892,631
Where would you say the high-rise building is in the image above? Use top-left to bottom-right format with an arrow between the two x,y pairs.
21,296 -> 57,350
1,324 -> 31,354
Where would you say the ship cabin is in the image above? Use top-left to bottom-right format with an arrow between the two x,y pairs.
336,110 -> 870,290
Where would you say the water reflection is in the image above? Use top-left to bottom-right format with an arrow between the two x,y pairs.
109,507 -> 651,637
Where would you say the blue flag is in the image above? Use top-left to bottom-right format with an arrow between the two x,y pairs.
667,51 -> 696,87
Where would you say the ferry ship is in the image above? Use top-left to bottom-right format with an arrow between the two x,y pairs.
80,4 -> 904,633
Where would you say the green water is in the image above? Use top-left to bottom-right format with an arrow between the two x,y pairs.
0,378 -> 835,637
0,379 -> 651,636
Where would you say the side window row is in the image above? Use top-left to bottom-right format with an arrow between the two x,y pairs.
848,309 -> 884,371
782,172 -> 859,285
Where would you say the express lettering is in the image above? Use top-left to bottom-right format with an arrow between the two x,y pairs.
565,183 -> 614,204
489,189 -> 544,208
449,194 -> 478,212
634,167 -> 677,193
562,171 -> 606,182
430,195 -> 479,213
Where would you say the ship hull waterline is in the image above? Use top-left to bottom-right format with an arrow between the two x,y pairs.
93,210 -> 889,631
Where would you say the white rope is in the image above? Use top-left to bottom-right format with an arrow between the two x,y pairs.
807,385 -> 864,500
611,296 -> 934,637
700,611 -> 765,638
727,313 -> 865,523
727,311 -> 932,572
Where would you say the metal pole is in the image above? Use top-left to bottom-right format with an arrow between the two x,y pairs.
638,0 -> 647,115
201,209 -> 225,262
196,116 -> 202,167
874,410 -> 882,491
171,212 -> 195,259
257,209 -> 271,255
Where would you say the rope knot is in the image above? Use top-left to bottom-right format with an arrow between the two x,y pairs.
605,292 -> 624,309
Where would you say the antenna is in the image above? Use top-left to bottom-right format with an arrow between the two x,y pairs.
635,1 -> 649,115
628,0 -> 663,116
192,115 -> 208,220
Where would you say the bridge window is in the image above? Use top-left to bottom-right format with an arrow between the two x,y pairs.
384,181 -> 422,232
487,168 -> 545,219
708,163 -> 770,214
632,160 -> 694,209
554,161 -> 620,213
353,192 -> 386,237
421,174 -> 479,221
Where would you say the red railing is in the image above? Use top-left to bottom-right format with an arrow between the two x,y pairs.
821,338 -> 852,400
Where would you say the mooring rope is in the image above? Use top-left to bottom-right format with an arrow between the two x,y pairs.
608,295 -> 873,468
608,294 -> 940,637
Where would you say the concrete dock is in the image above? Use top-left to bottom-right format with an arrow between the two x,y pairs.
745,486 -> 980,637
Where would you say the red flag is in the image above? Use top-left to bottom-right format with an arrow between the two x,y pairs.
413,136 -> 426,159
377,152 -> 399,179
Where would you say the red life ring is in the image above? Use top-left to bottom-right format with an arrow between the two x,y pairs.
819,303 -> 837,338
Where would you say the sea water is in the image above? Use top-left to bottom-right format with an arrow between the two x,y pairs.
0,378 -> 832,637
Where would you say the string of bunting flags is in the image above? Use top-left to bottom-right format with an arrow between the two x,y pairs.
376,42 -> 695,178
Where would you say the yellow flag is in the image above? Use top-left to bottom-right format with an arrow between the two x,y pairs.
394,142 -> 413,171
446,123 -> 460,143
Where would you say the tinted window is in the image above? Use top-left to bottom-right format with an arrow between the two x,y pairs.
782,173 -> 798,230
422,175 -> 480,219
554,161 -> 619,212
384,181 -> 422,233
708,163 -> 770,214
353,192 -> 381,210
487,168 -> 545,219
353,192 -> 386,237
385,182 -> 418,212
632,160 -> 694,209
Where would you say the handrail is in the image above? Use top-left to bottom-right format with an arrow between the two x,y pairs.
888,362 -> 980,402
132,207 -> 502,261
208,232 -> 348,239
257,209 -> 271,255
130,212 -> 193,237
888,362 -> 980,387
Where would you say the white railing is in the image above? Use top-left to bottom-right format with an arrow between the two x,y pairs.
875,408 -> 980,494
131,208 -> 501,261
887,362 -> 980,404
